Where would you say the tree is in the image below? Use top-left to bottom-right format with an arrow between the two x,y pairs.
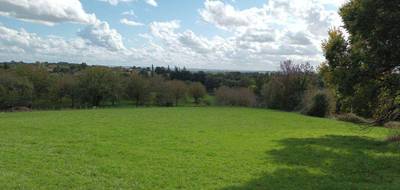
152,78 -> 174,107
50,74 -> 78,108
15,64 -> 51,108
322,0 -> 400,123
167,80 -> 187,106
106,71 -> 124,106
0,72 -> 33,109
261,61 -> 316,111
78,67 -> 114,107
126,73 -> 150,106
189,82 -> 206,104
261,77 -> 284,109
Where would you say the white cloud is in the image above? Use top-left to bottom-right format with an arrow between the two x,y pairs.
78,22 -> 126,51
0,0 -> 345,70
121,10 -> 136,17
120,18 -> 144,26
100,0 -> 136,6
145,0 -> 158,7
100,0 -> 157,7
194,0 -> 344,69
284,31 -> 312,45
0,0 -> 127,51
149,20 -> 180,39
199,0 -> 342,37
0,25 -> 146,65
178,31 -> 213,54
238,28 -> 276,43
0,0 -> 97,25
199,0 -> 261,30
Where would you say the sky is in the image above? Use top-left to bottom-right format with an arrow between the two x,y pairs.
0,0 -> 348,71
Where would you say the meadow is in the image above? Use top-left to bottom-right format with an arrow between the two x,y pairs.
0,107 -> 399,189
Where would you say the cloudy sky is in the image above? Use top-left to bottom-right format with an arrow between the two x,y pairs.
0,0 -> 347,71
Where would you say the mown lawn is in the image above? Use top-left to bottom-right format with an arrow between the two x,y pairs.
0,107 -> 399,189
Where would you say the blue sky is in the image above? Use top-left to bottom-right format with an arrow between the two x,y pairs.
0,0 -> 346,71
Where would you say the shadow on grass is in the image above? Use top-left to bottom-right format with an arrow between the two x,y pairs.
223,135 -> 400,190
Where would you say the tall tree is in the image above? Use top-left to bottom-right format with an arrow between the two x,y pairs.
0,72 -> 33,109
322,0 -> 400,122
167,80 -> 187,106
78,67 -> 114,107
126,73 -> 150,106
189,82 -> 207,104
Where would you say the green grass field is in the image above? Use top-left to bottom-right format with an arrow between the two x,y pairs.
0,107 -> 399,189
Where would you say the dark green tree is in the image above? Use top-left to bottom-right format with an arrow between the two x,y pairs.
0,72 -> 33,109
78,67 -> 114,107
126,73 -> 150,106
322,0 -> 400,123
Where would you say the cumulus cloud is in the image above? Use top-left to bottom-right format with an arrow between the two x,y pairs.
0,0 -> 97,25
178,31 -> 213,54
0,25 -> 86,59
78,22 -> 126,51
200,0 -> 342,37
199,0 -> 262,30
149,20 -> 180,39
100,0 -> 157,7
237,28 -> 276,43
194,0 -> 344,68
0,0 -> 127,51
0,0 -> 345,70
120,18 -> 144,26
100,0 -> 136,6
0,25 -> 147,65
284,31 -> 312,45
145,0 -> 158,7
145,18 -> 320,70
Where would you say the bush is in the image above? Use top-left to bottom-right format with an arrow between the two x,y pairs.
260,61 -> 316,111
385,122 -> 400,143
301,90 -> 335,118
261,78 -> 284,109
215,86 -> 256,107
303,92 -> 330,117
335,113 -> 371,125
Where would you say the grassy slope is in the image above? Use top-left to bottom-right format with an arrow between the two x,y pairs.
0,107 -> 398,189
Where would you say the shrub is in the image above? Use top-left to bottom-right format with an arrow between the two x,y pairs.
385,122 -> 400,143
301,90 -> 335,117
303,92 -> 329,117
261,78 -> 284,109
215,86 -> 256,107
203,96 -> 213,106
335,113 -> 371,125
260,61 -> 317,111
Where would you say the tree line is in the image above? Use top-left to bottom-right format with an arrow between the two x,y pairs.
0,60 -> 329,117
0,64 -> 209,109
